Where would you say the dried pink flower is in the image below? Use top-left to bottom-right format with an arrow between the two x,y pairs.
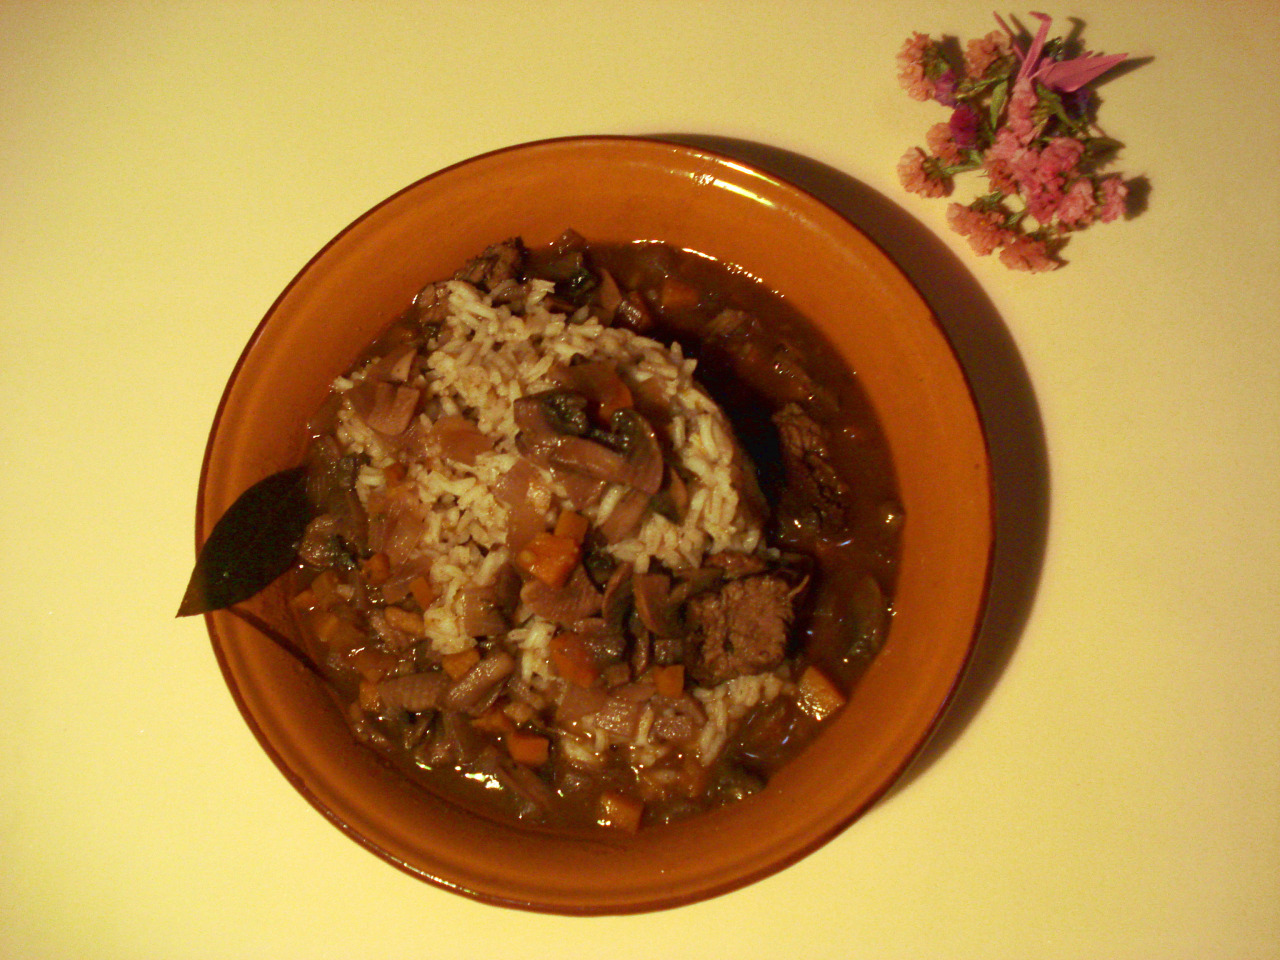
893,14 -> 1137,271
897,147 -> 951,198
983,127 -> 1025,194
1056,177 -> 1097,228
999,234 -> 1058,272
1006,77 -> 1041,146
965,30 -> 1011,77
1038,137 -> 1086,180
1020,137 -> 1086,223
926,122 -> 964,165
1095,175 -> 1128,222
947,203 -> 1014,255
897,32 -> 936,101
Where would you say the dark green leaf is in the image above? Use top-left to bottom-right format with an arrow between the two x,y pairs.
177,466 -> 311,616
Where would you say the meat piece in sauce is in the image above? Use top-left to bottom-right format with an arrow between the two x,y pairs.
772,402 -> 851,536
454,238 -> 526,290
684,574 -> 796,685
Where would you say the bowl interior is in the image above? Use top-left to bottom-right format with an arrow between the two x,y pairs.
199,136 -> 992,913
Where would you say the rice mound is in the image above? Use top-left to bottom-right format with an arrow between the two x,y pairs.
331,279 -> 766,716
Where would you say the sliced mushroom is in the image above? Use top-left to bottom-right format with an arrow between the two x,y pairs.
442,650 -> 516,713
377,670 -> 449,714
597,487 -> 651,543
601,561 -> 635,633
519,565 -> 603,626
632,572 -> 682,638
362,383 -> 421,436
604,409 -> 664,496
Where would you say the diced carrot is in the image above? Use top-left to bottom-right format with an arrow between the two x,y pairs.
357,680 -> 381,712
553,509 -> 590,544
409,575 -> 437,610
505,730 -> 551,767
658,276 -> 700,313
796,664 -> 847,721
349,647 -> 398,683
313,611 -> 366,652
502,699 -> 537,725
382,605 -> 425,636
308,570 -> 342,607
441,647 -> 481,680
362,551 -> 391,584
651,664 -> 685,698
472,707 -> 516,736
515,532 -> 580,589
550,632 -> 600,688
597,791 -> 644,832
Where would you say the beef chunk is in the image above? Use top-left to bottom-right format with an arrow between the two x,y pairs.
684,575 -> 794,685
413,281 -> 451,327
454,238 -> 525,290
772,402 -> 850,536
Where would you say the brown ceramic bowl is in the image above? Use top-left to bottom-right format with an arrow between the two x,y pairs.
197,136 -> 992,913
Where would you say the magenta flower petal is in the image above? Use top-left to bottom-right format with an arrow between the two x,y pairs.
1016,12 -> 1054,82
1035,53 -> 1128,92
949,104 -> 981,148
935,69 -> 959,106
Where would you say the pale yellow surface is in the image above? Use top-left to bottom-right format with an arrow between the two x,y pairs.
2,1 -> 1277,957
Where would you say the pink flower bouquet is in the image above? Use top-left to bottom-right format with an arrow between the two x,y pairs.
896,12 -> 1132,272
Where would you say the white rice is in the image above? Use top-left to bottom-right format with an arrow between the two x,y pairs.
331,278 -> 783,764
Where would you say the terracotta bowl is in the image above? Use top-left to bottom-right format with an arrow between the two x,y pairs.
197,136 -> 993,913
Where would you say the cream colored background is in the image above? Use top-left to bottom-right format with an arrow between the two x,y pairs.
2,1 -> 1277,957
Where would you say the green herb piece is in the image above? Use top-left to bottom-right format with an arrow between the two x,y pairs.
177,466 -> 311,616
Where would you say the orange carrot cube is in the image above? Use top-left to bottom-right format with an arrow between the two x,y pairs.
505,730 -> 551,767
515,532 -> 580,588
550,632 -> 599,688
441,648 -> 481,680
597,791 -> 644,832
362,552 -> 391,584
409,575 -> 437,610
553,509 -> 590,544
651,664 -> 685,698
796,665 -> 847,721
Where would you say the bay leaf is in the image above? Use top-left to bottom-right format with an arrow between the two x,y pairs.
177,466 -> 311,616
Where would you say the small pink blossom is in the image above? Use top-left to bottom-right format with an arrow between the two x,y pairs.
965,30 -> 1011,78
1006,77 -> 1041,146
1021,137 -> 1086,223
897,147 -> 951,198
999,235 -> 1059,272
1056,177 -> 1097,228
897,32 -> 936,101
983,126 -> 1026,195
1038,137 -> 1085,180
1095,175 -> 1128,222
947,203 -> 1014,256
926,122 -> 964,165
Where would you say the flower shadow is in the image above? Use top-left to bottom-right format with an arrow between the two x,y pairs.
653,134 -> 1050,788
